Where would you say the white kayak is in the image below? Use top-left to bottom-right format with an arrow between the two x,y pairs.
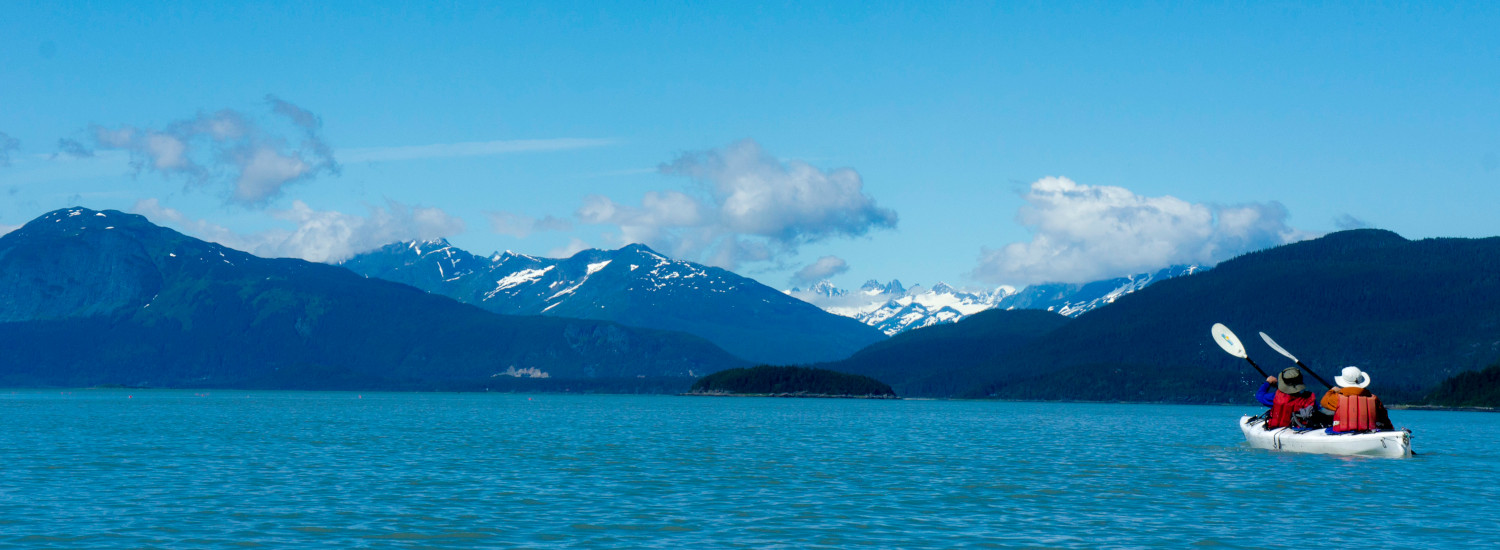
1239,415 -> 1413,458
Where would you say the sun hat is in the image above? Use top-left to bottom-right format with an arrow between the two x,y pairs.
1334,366 -> 1371,388
1276,367 -> 1307,394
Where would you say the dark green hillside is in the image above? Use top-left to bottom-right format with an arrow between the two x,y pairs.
689,365 -> 896,397
814,308 -> 1070,395
1423,362 -> 1500,408
0,208 -> 746,390
824,229 -> 1500,402
953,229 -> 1500,403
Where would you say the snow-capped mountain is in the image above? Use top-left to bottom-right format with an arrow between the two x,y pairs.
341,241 -> 886,365
788,265 -> 1204,336
0,208 -> 744,389
997,265 -> 1205,316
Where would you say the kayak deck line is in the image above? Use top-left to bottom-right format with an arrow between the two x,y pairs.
1239,415 -> 1414,458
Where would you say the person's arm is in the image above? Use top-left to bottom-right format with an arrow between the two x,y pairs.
1256,380 -> 1276,407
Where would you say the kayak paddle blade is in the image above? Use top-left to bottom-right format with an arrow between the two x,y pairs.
1259,332 -> 1299,363
1211,323 -> 1247,359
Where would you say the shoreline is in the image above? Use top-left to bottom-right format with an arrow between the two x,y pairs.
1389,404 -> 1498,413
6,387 -> 1495,410
679,391 -> 900,400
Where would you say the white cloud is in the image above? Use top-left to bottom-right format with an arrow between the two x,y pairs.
547,238 -> 591,258
55,138 -> 94,158
577,139 -> 897,269
265,95 -> 321,131
0,223 -> 19,236
792,255 -> 850,286
0,131 -> 20,166
1334,214 -> 1371,230
132,198 -> 465,263
485,210 -> 574,238
973,177 -> 1314,285
92,97 -> 338,206
235,147 -> 312,204
263,201 -> 465,262
130,198 -> 254,249
340,138 -> 616,164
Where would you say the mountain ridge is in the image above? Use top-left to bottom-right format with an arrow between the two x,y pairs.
824,229 -> 1500,403
0,208 -> 746,390
341,240 -> 887,365
790,265 -> 1203,335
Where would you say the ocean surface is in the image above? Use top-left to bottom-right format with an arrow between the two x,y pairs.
2,390 -> 1497,549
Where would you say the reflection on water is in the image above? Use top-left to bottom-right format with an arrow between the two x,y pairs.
1,390 -> 1497,548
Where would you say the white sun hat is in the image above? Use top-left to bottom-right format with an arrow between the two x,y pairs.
1334,366 -> 1371,388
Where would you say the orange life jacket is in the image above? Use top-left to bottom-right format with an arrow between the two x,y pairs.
1269,391 -> 1317,429
1333,394 -> 1378,432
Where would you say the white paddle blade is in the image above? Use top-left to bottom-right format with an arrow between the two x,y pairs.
1259,332 -> 1298,362
1211,323 -> 1247,358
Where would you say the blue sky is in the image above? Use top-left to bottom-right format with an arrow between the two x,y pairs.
3,2 -> 1497,290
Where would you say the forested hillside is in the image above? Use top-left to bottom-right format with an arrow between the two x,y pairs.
1423,362 -> 1500,407
814,309 -> 1070,396
0,208 -> 745,390
690,366 -> 896,397
824,230 -> 1500,403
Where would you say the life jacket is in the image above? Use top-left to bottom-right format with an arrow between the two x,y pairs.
1269,391 -> 1317,429
1332,394 -> 1379,432
1322,386 -> 1372,412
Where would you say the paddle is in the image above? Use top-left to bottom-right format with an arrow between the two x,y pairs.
1210,323 -> 1268,378
1258,332 -> 1335,390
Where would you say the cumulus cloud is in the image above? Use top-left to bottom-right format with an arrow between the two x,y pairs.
547,238 -> 592,258
577,139 -> 897,269
265,95 -> 320,130
1334,214 -> 1371,230
486,210 -> 574,238
92,96 -> 338,206
973,177 -> 1314,285
0,131 -> 19,166
791,255 -> 850,286
133,198 -> 464,263
55,138 -> 94,158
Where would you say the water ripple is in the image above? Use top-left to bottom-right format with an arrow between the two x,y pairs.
1,391 -> 1497,548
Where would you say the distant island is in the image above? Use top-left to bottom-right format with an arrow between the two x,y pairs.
686,365 -> 897,398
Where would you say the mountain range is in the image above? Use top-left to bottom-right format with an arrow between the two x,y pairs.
340,240 -> 886,365
7,208 -> 1498,404
0,208 -> 745,390
817,229 -> 1500,403
788,265 -> 1202,335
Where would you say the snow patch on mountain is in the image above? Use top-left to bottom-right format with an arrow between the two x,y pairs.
340,240 -> 888,365
788,265 -> 1204,336
488,266 -> 555,297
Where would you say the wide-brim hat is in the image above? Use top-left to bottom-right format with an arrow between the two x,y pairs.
1277,367 -> 1306,394
1335,366 -> 1371,388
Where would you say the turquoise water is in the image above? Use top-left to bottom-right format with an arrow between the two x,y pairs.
1,391 -> 1496,548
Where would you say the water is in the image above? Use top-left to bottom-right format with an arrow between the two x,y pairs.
2,391 -> 1497,548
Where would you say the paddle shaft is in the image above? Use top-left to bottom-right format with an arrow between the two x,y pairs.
1257,332 -> 1335,390
1292,359 -> 1334,390
1243,357 -> 1269,379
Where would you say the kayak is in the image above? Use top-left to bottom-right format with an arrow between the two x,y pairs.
1239,415 -> 1413,458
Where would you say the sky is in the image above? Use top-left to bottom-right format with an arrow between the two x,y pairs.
3,2 -> 1498,292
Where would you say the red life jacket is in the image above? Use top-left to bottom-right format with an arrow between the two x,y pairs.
1269,391 -> 1316,428
1333,394 -> 1378,432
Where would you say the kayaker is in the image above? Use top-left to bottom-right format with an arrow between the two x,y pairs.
1255,367 -> 1319,429
1320,366 -> 1394,431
